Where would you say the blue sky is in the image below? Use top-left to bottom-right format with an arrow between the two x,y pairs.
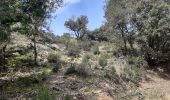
50,0 -> 105,35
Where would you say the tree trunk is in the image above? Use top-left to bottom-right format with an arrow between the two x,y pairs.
0,44 -> 7,72
121,29 -> 127,55
33,27 -> 38,65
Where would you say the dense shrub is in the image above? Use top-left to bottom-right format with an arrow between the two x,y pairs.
65,57 -> 91,77
79,40 -> 95,51
92,45 -> 100,55
7,53 -> 34,68
98,55 -> 108,67
112,66 -> 116,75
82,54 -> 90,63
47,52 -> 62,72
124,57 -> 147,83
75,62 -> 91,77
37,86 -> 56,100
65,63 -> 76,75
66,46 -> 81,58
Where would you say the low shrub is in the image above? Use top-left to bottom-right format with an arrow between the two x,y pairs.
112,66 -> 116,75
98,55 -> 108,67
79,40 -> 95,51
65,63 -> 76,75
82,54 -> 90,63
7,53 -> 34,68
128,56 -> 148,68
92,45 -> 100,55
37,86 -> 56,100
124,57 -> 147,83
47,52 -> 62,72
64,94 -> 71,100
65,59 -> 91,77
66,46 -> 81,58
75,62 -> 91,77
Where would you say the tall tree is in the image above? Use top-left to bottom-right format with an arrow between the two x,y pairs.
64,15 -> 88,40
132,0 -> 170,65
0,0 -> 23,70
104,0 -> 139,54
22,0 -> 63,65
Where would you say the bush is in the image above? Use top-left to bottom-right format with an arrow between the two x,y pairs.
128,57 -> 148,68
66,46 -> 81,58
65,63 -> 76,75
7,53 -> 34,68
98,55 -> 107,67
82,54 -> 90,63
75,62 -> 91,77
112,66 -> 116,75
124,57 -> 147,83
92,45 -> 100,55
64,94 -> 71,100
79,40 -> 95,51
65,60 -> 91,77
47,52 -> 62,72
37,86 -> 56,100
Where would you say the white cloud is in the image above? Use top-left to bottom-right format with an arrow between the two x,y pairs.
55,0 -> 80,14
64,0 -> 81,4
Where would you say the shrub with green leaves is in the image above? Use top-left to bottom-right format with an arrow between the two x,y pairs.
66,46 -> 81,58
65,58 -> 91,77
124,57 -> 147,83
82,54 -> 90,63
37,86 -> 56,100
76,62 -> 91,77
92,45 -> 100,55
112,66 -> 116,75
79,40 -> 95,51
65,63 -> 76,75
47,52 -> 62,72
98,55 -> 107,67
7,53 -> 34,68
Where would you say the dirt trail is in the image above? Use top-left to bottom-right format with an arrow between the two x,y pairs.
139,70 -> 170,100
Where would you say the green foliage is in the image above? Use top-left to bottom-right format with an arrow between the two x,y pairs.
98,55 -> 108,67
7,53 -> 34,68
79,40 -> 95,51
65,63 -> 76,75
82,54 -> 90,63
65,57 -> 91,77
64,15 -> 88,40
47,52 -> 62,72
76,62 -> 91,77
124,57 -> 147,83
128,57 -> 148,68
37,86 -> 56,100
92,45 -> 100,55
133,0 -> 170,65
64,94 -> 71,100
112,66 -> 116,75
66,45 -> 81,58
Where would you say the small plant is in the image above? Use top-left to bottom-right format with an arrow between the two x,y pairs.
64,94 -> 71,100
37,86 -> 56,100
76,62 -> 91,77
79,40 -> 95,51
92,45 -> 100,55
82,54 -> 90,63
112,66 -> 116,75
65,61 -> 91,77
98,55 -> 107,67
7,53 -> 34,68
47,52 -> 62,72
66,46 -> 81,58
65,63 -> 76,75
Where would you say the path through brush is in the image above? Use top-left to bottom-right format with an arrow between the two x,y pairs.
139,70 -> 170,100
